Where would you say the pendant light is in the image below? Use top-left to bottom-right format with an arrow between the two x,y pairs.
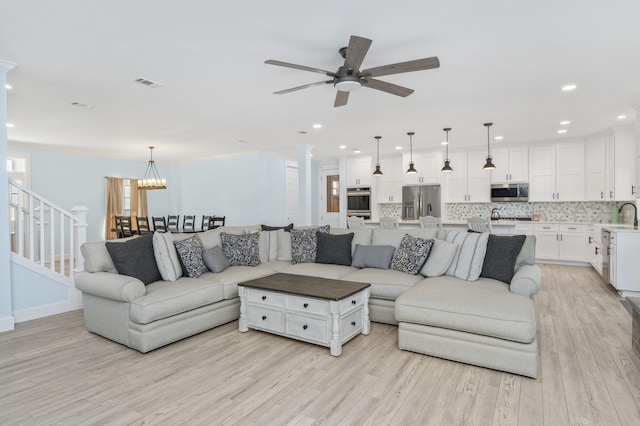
138,146 -> 167,190
373,136 -> 383,176
441,127 -> 453,172
482,122 -> 496,170
406,131 -> 417,174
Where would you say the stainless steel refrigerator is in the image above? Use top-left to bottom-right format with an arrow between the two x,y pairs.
402,185 -> 441,220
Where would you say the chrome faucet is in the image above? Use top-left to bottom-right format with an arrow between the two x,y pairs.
618,202 -> 638,228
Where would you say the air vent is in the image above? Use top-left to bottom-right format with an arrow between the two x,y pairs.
71,102 -> 94,109
134,77 -> 162,88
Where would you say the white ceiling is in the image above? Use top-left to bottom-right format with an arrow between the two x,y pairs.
1,0 -> 639,163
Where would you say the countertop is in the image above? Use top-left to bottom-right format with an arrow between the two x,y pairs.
593,223 -> 640,233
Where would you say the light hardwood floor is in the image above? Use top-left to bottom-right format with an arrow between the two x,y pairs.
1,264 -> 640,425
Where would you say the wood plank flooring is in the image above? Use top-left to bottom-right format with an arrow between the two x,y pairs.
1,264 -> 640,425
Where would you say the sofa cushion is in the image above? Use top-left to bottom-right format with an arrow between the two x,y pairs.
290,225 -> 330,264
481,234 -> 526,283
261,223 -> 293,232
152,232 -> 183,282
280,262 -> 357,280
106,234 -> 162,285
515,235 -> 537,270
212,264 -> 277,299
351,244 -> 395,269
130,277 -> 225,324
341,268 -> 423,300
420,239 -> 457,277
371,228 -> 437,248
221,232 -> 261,266
81,240 -> 120,273
316,232 -> 354,266
390,235 -> 434,275
330,228 -> 373,254
174,235 -> 208,278
202,245 -> 230,273
395,276 -> 536,343
444,231 -> 489,281
276,231 -> 292,261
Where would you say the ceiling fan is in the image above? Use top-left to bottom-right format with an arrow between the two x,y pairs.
265,35 -> 440,107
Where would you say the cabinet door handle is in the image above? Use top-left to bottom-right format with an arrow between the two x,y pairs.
588,236 -> 592,244
262,315 -> 267,320
351,300 -> 357,305
262,295 -> 267,301
303,303 -> 309,308
610,190 -> 613,198
560,234 -> 563,241
351,321 -> 356,326
568,227 -> 576,230
632,185 -> 637,195
303,325 -> 308,330
595,246 -> 599,254
601,191 -> 604,199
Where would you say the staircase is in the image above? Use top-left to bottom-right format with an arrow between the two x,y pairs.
8,179 -> 88,320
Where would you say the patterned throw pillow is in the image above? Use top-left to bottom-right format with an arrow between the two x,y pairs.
390,234 -> 435,275
220,232 -> 261,266
290,225 -> 330,265
173,234 -> 208,278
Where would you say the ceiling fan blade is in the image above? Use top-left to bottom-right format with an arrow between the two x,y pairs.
361,79 -> 414,97
265,60 -> 337,77
362,56 -> 440,78
334,91 -> 350,107
343,36 -> 372,72
274,80 -> 333,95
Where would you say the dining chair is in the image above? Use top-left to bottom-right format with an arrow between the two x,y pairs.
201,215 -> 213,231
119,216 -> 134,238
380,217 -> 400,229
209,216 -> 226,229
467,216 -> 492,233
167,215 -> 180,232
183,215 -> 196,232
347,216 -> 366,229
152,216 -> 167,232
136,216 -> 151,235
419,215 -> 441,230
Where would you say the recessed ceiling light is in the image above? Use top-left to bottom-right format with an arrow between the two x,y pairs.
561,84 -> 577,91
494,136 -> 504,140
395,146 -> 402,150
560,120 -> 571,125
312,123 -> 322,129
339,145 -> 346,149
354,149 -> 361,154
441,141 -> 448,146
6,123 -> 15,128
557,129 -> 567,134
5,84 -> 12,90
617,115 -> 626,120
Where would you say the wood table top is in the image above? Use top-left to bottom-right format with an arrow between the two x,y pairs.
239,273 -> 370,301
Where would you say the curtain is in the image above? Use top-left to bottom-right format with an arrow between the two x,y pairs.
105,177 -> 124,240
130,179 -> 148,219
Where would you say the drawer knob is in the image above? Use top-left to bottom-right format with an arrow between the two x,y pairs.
262,296 -> 267,301
351,321 -> 356,326
351,300 -> 356,305
303,325 -> 308,330
303,303 -> 309,308
261,315 -> 267,320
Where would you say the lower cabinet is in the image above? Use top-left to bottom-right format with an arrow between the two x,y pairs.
534,223 -> 587,263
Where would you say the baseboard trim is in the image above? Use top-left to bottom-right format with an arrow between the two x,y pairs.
0,316 -> 15,332
13,300 -> 80,324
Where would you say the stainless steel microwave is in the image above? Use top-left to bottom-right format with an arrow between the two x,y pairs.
490,183 -> 529,202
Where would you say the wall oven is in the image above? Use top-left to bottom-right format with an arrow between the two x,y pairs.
347,186 -> 371,219
490,183 -> 529,202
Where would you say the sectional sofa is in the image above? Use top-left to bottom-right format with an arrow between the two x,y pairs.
75,225 -> 541,377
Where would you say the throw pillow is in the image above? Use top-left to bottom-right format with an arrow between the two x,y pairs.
202,245 -> 231,273
420,239 -> 458,277
315,232 -> 354,266
390,234 -> 434,275
444,231 -> 490,281
480,234 -> 527,283
276,231 -> 292,261
220,232 -> 261,266
261,223 -> 293,232
174,234 -> 208,278
152,232 -> 183,282
290,225 -> 330,265
351,244 -> 396,269
105,234 -> 162,285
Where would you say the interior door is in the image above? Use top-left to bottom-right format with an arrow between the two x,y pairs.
319,168 -> 341,228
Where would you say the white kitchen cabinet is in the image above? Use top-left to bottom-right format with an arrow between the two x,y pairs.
612,125 -> 637,200
586,127 -> 636,201
586,137 -> 607,201
345,156 -> 372,187
529,142 -> 585,202
444,150 -> 490,203
609,230 -> 640,297
375,155 -> 403,203
587,225 -> 603,274
490,147 -> 529,183
402,151 -> 442,185
534,223 -> 587,263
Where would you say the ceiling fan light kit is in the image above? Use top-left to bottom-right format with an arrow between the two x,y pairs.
265,35 -> 439,107
138,146 -> 167,190
373,136 -> 383,176
483,122 -> 496,170
406,132 -> 417,174
441,127 -> 453,172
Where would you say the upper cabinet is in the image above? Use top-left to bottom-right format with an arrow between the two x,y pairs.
529,142 -> 585,202
612,125 -> 636,201
444,150 -> 491,203
490,147 -> 529,183
402,151 -> 442,185
375,155 -> 403,203
345,156 -> 372,187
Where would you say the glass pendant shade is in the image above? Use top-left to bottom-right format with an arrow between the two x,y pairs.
441,127 -> 453,173
406,132 -> 417,174
138,146 -> 167,190
482,122 -> 496,170
373,136 -> 383,176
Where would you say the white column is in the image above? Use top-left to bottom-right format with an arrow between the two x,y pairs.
296,144 -> 313,226
71,205 -> 89,273
0,59 -> 17,332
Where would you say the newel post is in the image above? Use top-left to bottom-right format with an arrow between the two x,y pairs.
71,205 -> 89,273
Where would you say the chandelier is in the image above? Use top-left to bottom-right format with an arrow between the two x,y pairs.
138,146 -> 167,190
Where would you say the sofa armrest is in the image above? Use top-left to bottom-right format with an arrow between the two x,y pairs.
75,271 -> 146,302
509,264 -> 541,298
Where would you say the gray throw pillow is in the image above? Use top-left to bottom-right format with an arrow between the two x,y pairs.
202,245 -> 230,273
105,234 -> 162,285
290,225 -> 330,264
390,234 -> 434,275
174,234 -> 208,278
480,234 -> 526,283
220,232 -> 261,266
351,244 -> 396,269
315,232 -> 354,266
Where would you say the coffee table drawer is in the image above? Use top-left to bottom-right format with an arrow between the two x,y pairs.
340,292 -> 363,312
248,306 -> 284,333
286,313 -> 329,344
247,289 -> 284,308
286,295 -> 329,315
342,308 -> 363,340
